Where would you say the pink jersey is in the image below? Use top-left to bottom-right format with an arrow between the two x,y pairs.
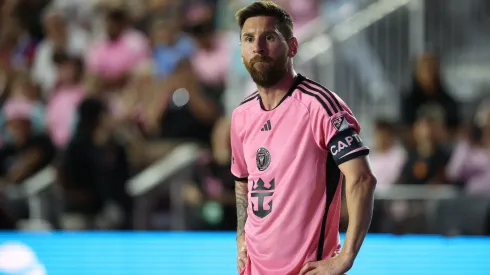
230,74 -> 369,275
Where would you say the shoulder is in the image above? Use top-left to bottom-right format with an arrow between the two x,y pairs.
293,76 -> 346,118
125,29 -> 148,42
124,30 -> 149,51
233,91 -> 259,114
230,91 -> 259,130
86,40 -> 105,57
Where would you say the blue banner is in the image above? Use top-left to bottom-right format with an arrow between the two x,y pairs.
0,233 -> 489,275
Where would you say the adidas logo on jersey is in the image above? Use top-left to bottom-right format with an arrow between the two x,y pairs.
261,120 -> 272,131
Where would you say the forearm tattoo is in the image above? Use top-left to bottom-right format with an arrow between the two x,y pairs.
236,182 -> 248,237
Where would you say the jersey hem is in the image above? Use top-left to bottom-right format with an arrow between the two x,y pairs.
233,175 -> 248,182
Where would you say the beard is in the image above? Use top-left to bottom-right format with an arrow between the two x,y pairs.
244,55 -> 287,88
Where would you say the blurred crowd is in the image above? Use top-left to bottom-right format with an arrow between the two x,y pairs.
0,0 -> 489,233
371,53 -> 490,194
0,0 -> 321,230
369,54 -> 490,234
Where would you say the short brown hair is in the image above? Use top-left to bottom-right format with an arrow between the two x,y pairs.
235,1 -> 294,39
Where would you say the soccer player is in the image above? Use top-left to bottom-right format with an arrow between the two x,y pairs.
230,2 -> 377,275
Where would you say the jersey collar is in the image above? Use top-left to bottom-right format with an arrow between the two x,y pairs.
258,74 -> 305,111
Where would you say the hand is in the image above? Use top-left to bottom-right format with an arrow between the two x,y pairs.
299,253 -> 353,275
236,234 -> 247,274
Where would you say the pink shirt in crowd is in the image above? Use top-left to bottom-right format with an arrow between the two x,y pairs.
446,141 -> 490,197
85,30 -> 149,79
46,86 -> 85,148
230,74 -> 369,275
191,34 -> 231,86
370,145 -> 406,189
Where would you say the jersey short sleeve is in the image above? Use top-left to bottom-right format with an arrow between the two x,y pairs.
310,107 -> 369,166
230,112 -> 248,181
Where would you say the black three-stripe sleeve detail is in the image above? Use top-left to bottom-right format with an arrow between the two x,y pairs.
301,82 -> 340,114
297,87 -> 334,116
303,79 -> 344,112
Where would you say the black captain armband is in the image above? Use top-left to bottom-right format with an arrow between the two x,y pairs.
327,128 -> 370,165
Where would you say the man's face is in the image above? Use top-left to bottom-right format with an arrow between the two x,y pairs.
413,117 -> 436,142
0,16 -> 21,46
44,14 -> 66,44
150,19 -> 179,45
57,61 -> 77,85
240,16 -> 295,88
374,128 -> 393,150
106,16 -> 125,41
416,54 -> 438,89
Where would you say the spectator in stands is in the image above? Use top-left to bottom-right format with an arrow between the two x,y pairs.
0,71 -> 45,140
400,53 -> 460,134
10,0 -> 50,42
112,60 -> 159,169
0,99 -> 55,224
399,106 -> 450,185
59,98 -> 132,229
0,15 -> 37,71
145,18 -> 221,144
186,2 -> 230,106
0,99 -> 55,184
85,6 -> 149,93
370,119 -> 406,189
46,53 -> 85,149
49,0 -> 98,30
446,99 -> 490,197
9,70 -> 42,102
275,0 -> 320,30
145,14 -> 194,137
31,7 -> 90,95
150,16 -> 195,78
115,60 -> 154,127
134,0 -> 182,32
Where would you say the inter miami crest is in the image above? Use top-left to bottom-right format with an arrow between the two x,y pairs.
251,178 -> 275,218
256,147 -> 271,171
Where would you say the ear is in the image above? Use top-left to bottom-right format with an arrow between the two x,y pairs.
241,56 -> 244,64
287,37 -> 299,58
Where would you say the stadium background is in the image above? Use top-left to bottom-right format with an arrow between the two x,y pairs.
1,0 -> 490,274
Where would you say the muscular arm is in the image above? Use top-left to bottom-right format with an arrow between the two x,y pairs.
235,180 -> 248,237
338,156 -> 376,265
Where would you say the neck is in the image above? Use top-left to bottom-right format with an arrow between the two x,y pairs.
416,140 -> 435,157
258,69 -> 296,110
